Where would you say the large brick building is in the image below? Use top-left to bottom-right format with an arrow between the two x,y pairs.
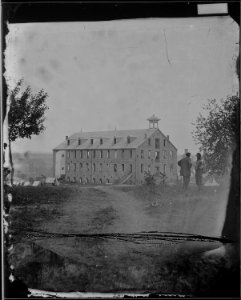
53,115 -> 178,184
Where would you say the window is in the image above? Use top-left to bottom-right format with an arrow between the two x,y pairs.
79,177 -> 82,183
68,151 -> 70,158
148,165 -> 151,172
74,163 -> 76,171
148,150 -> 151,159
114,137 -> 117,144
107,179 -> 110,184
80,150 -> 83,158
155,166 -> 160,173
87,151 -> 90,158
80,163 -> 82,169
62,167 -> 64,170
74,150 -> 77,158
86,178 -> 89,184
163,150 -> 166,159
130,164 -> 132,172
163,164 -> 166,173
93,163 -> 96,172
155,138 -> 160,149
91,139 -> 94,145
67,164 -> 70,171
164,139 -> 166,147
73,177 -> 76,182
99,178 -> 102,184
141,164 -> 144,173
114,150 -> 117,159
62,154 -> 64,158
67,177 -> 70,182
100,138 -> 103,145
86,163 -> 89,171
93,150 -> 96,158
130,150 -> 132,159
114,164 -> 117,172
121,149 -> 124,159
100,150 -> 103,158
148,138 -> 151,146
141,150 -> 144,159
100,163 -> 103,172
170,164 -> 174,173
122,164 -> 125,172
155,151 -> 160,161
93,178 -> 96,184
107,150 -> 110,158
170,150 -> 174,160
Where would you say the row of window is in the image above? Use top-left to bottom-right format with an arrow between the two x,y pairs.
67,177 -> 110,184
148,138 -> 167,148
140,164 -> 174,174
68,137 -> 167,148
65,149 -> 175,160
76,136 -> 132,146
66,149 -> 133,159
66,162 -> 174,174
142,150 -> 174,160
67,163 -> 133,173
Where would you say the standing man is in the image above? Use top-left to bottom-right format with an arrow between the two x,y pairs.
178,152 -> 192,190
195,153 -> 204,190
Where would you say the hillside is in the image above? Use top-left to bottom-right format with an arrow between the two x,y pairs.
12,152 -> 53,180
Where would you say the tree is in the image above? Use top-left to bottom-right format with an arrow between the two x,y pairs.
144,171 -> 156,185
192,95 -> 240,176
7,79 -> 49,183
8,79 -> 49,142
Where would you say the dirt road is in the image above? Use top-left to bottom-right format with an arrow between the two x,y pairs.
93,186 -> 148,233
39,184 -> 228,237
94,185 -> 228,236
10,184 -> 232,294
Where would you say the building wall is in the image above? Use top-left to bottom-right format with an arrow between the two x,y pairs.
54,150 -> 66,178
65,149 -> 136,184
135,130 -> 177,184
57,130 -> 177,185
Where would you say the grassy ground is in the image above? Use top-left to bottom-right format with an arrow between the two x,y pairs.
8,183 -> 238,296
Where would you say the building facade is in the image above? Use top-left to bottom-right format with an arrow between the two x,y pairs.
53,115 -> 178,184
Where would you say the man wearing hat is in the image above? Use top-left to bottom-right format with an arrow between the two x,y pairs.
178,152 -> 192,190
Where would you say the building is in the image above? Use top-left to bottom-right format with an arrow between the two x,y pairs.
53,115 -> 178,185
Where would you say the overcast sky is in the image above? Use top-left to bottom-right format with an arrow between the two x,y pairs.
5,17 -> 239,154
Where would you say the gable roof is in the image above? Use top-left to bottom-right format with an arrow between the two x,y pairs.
53,128 -> 177,151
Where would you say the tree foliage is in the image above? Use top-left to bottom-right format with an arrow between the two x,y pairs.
144,171 -> 156,185
8,79 -> 49,142
192,95 -> 240,176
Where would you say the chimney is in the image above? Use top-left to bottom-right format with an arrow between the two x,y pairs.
185,149 -> 188,154
78,138 -> 81,145
127,136 -> 130,144
66,136 -> 70,146
166,135 -> 169,140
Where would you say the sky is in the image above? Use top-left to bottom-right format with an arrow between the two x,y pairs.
5,17 -> 239,154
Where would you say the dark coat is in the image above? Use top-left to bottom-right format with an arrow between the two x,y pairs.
178,157 -> 192,177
